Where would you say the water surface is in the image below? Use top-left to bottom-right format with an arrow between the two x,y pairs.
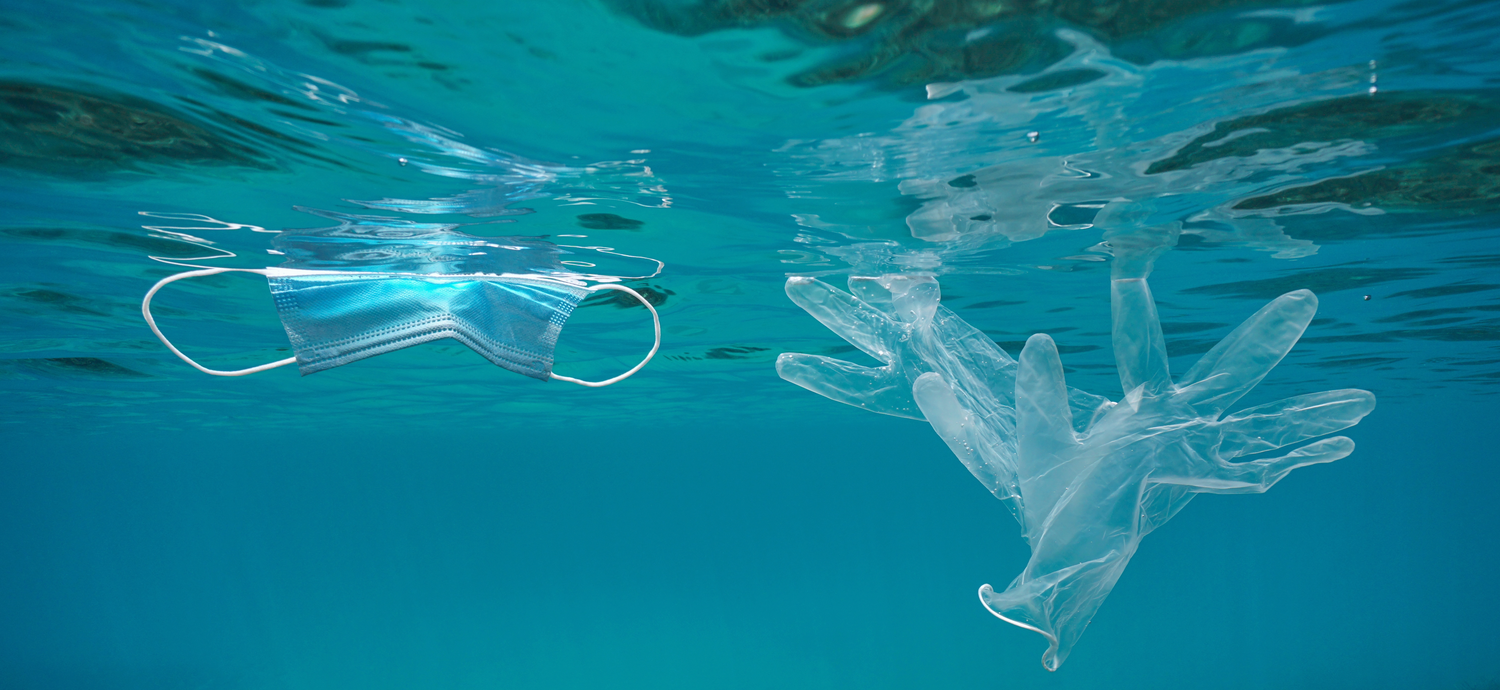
2,0 -> 1498,688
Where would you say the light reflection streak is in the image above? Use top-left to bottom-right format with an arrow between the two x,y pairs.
141,34 -> 667,285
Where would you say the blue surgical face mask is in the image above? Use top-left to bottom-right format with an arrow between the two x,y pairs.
142,266 -> 660,387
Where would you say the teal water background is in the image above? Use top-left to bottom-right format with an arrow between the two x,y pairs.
2,0 -> 1499,688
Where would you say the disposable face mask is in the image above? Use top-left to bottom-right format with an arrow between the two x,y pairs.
141,266 -> 659,387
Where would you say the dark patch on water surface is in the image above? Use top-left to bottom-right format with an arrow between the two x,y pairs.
789,18 -> 1069,88
1234,136 -> 1500,213
995,340 -> 1100,355
1389,283 -> 1500,299
187,103 -> 352,169
1146,91 -> 1488,175
581,285 -> 673,308
665,345 -> 769,361
966,299 -> 1025,309
503,32 -> 560,61
1374,304 -> 1500,325
0,226 -> 197,256
1439,254 -> 1500,269
1303,322 -> 1500,343
320,37 -> 413,58
1309,355 -> 1406,369
1119,8 -> 1338,63
191,68 -> 312,110
1438,357 -> 1500,368
1172,232 -> 1214,251
1410,316 -> 1472,327
1309,300 -> 1500,345
270,110 -> 347,128
1159,321 -> 1230,335
576,213 -> 645,230
610,0 -> 1332,88
1163,338 -> 1220,357
1183,265 -> 1433,300
989,325 -> 1078,338
1008,68 -> 1106,93
704,345 -> 769,360
310,31 -> 465,76
22,357 -> 149,379
2,286 -> 112,317
0,82 -> 273,175
947,174 -> 977,188
1149,92 -> 1495,175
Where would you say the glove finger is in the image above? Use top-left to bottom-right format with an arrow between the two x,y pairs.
776,352 -> 921,419
848,275 -> 896,311
914,372 -> 1019,504
1111,278 -> 1173,397
1018,334 -> 1079,463
786,277 -> 896,362
1216,389 -> 1376,459
1166,436 -> 1355,495
1175,290 -> 1318,416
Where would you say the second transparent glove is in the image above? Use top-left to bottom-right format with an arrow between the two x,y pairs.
780,275 -> 1375,671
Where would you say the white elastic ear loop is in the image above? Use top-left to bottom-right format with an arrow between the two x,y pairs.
141,267 -> 298,377
550,284 -> 661,388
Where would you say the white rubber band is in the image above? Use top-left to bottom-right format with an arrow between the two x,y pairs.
141,267 -> 298,377
550,283 -> 661,388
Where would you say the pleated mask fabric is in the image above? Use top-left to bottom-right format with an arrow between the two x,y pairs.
267,272 -> 588,378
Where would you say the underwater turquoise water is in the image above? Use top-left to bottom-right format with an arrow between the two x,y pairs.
2,0 -> 1499,687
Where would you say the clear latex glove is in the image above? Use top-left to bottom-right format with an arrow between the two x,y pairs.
912,277 -> 1374,671
778,262 -> 1374,671
776,275 -> 1111,518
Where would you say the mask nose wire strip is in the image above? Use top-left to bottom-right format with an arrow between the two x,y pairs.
141,267 -> 299,377
550,283 -> 661,388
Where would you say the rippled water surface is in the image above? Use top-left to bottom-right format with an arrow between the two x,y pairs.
2,0 -> 1498,688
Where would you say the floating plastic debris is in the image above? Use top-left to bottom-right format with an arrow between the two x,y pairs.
777,246 -> 1374,670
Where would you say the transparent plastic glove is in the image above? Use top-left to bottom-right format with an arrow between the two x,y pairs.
913,278 -> 1374,671
776,275 -> 1012,418
778,259 -> 1374,671
776,276 -> 1111,517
